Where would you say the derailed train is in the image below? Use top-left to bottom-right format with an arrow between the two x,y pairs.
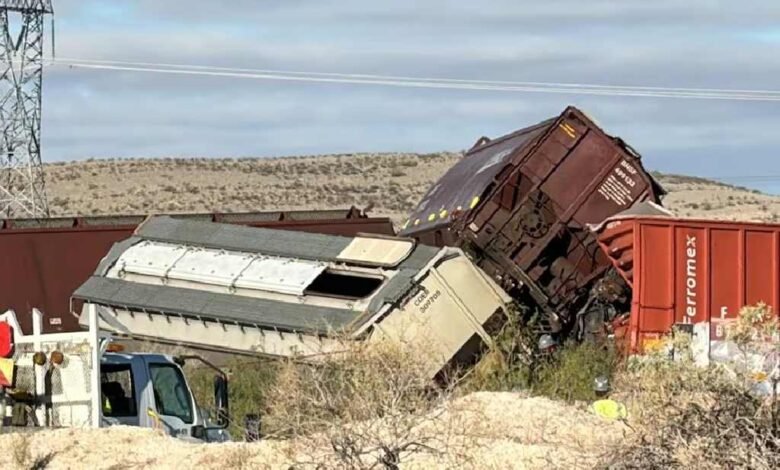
0,106 -> 668,350
4,104 -> 778,372
73,216 -> 510,378
400,106 -> 665,337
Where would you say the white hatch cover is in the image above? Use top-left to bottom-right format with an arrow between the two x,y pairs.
108,240 -> 327,296
336,237 -> 415,267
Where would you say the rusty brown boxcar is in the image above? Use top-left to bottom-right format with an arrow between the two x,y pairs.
400,106 -> 664,334
1,208 -> 394,334
596,214 -> 780,355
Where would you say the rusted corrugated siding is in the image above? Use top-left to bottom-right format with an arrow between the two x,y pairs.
596,216 -> 780,352
1,209 -> 394,334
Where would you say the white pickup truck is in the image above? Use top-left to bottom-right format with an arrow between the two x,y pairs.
0,308 -> 229,442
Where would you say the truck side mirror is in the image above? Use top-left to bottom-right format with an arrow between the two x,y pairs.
214,375 -> 229,428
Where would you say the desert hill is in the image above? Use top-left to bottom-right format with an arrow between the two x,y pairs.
43,153 -> 780,225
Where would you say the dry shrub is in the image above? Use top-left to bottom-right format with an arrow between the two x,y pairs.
263,340 -> 472,469
462,310 -> 536,392
186,357 -> 279,438
464,311 -> 620,403
222,444 -> 255,470
9,433 -> 55,470
606,305 -> 780,469
728,303 -> 780,390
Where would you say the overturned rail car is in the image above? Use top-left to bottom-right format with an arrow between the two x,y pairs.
1,208 -> 394,334
400,106 -> 664,333
596,214 -> 780,357
73,216 -> 510,378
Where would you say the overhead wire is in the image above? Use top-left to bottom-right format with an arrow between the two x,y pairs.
36,58 -> 780,188
46,57 -> 780,102
50,57 -> 780,96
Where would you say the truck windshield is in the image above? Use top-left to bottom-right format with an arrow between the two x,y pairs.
149,363 -> 193,424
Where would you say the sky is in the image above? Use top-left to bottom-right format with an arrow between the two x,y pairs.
34,1 -> 780,191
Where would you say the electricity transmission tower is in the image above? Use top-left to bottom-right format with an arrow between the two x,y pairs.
0,0 -> 52,218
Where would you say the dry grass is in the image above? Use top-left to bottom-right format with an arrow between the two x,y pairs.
606,307 -> 780,469
6,316 -> 776,469
42,154 -> 780,226
0,337 -> 628,470
43,153 -> 459,224
657,172 -> 780,222
7,432 -> 55,470
461,311 -> 621,403
261,340 -> 473,468
0,394 -> 628,470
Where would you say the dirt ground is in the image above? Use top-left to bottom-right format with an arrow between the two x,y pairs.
0,392 -> 625,470
43,153 -> 780,225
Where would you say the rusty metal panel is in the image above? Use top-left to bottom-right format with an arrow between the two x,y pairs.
596,216 -> 780,352
0,209 -> 394,334
401,106 -> 664,332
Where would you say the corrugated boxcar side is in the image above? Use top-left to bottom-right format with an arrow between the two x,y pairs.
0,224 -> 132,336
403,106 -> 662,331
597,216 -> 780,352
1,211 -> 394,334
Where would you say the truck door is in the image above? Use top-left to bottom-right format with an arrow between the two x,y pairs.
100,362 -> 141,426
146,361 -> 197,437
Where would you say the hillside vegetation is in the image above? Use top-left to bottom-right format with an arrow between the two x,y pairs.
43,153 -> 780,225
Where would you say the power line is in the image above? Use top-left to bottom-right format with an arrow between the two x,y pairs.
52,57 -> 780,96
48,57 -> 780,102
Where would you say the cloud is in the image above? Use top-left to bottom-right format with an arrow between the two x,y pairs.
33,1 -> 780,192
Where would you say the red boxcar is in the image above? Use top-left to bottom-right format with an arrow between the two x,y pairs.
596,215 -> 780,352
1,208 -> 394,334
401,106 -> 664,333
